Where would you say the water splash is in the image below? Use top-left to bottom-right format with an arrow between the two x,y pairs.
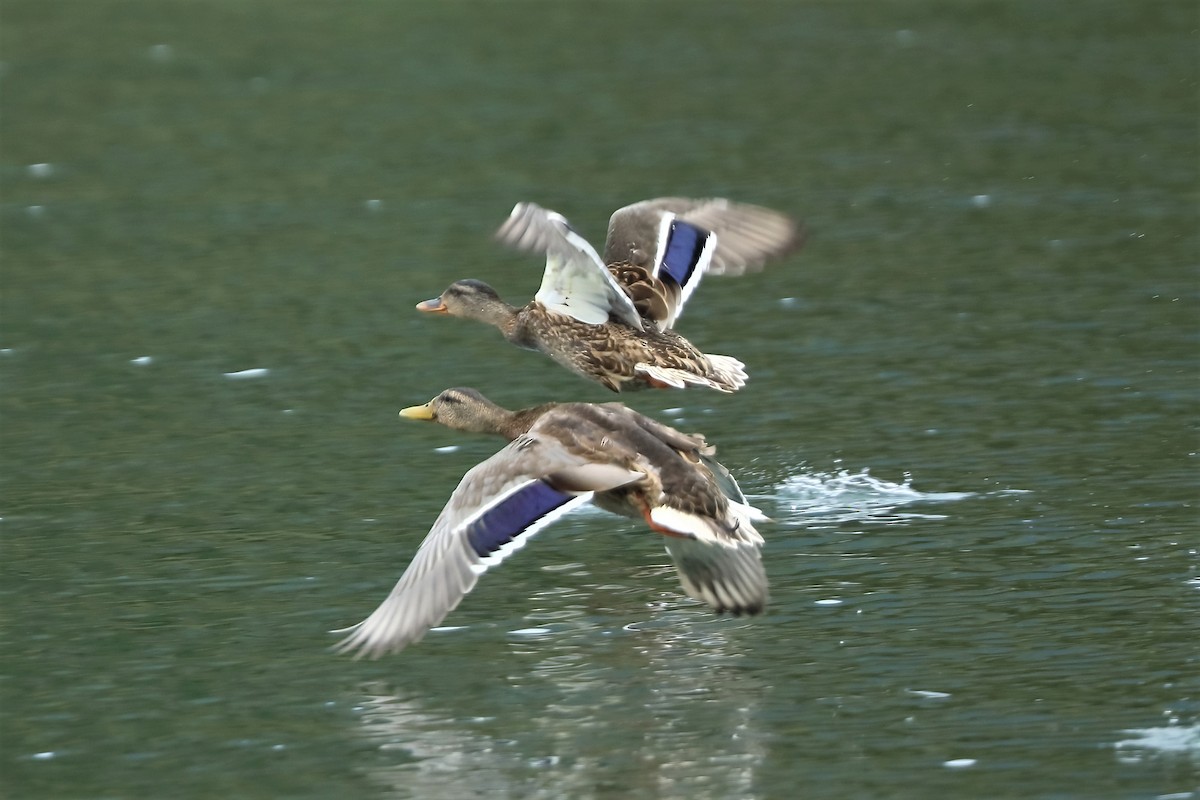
1114,723 -> 1200,764
768,468 -> 977,527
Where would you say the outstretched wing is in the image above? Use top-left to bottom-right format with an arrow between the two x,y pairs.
604,197 -> 802,277
647,215 -> 717,328
664,535 -> 769,616
334,435 -> 642,658
648,446 -> 769,616
496,202 -> 643,329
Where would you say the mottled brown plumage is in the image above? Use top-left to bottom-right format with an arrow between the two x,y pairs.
419,278 -> 749,393
416,198 -> 803,392
398,389 -> 763,546
334,388 -> 769,658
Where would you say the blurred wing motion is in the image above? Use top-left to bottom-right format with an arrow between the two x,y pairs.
334,435 -> 641,659
604,197 -> 802,277
496,202 -> 643,329
664,535 -> 769,616
646,214 -> 717,329
647,482 -> 769,616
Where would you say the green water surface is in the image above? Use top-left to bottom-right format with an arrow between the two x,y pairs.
2,1 -> 1197,798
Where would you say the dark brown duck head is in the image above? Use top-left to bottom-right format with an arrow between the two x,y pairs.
416,280 -> 516,328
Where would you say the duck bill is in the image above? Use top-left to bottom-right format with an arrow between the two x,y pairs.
399,402 -> 436,421
415,297 -> 448,314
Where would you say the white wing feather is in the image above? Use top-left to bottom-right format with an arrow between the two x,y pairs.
496,202 -> 643,329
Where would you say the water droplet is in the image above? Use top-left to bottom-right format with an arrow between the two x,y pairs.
148,44 -> 174,62
510,627 -> 553,637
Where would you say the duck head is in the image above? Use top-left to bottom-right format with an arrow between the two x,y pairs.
399,387 -> 514,435
416,280 -> 514,327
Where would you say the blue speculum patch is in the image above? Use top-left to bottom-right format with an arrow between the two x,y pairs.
465,480 -> 574,558
660,221 -> 710,287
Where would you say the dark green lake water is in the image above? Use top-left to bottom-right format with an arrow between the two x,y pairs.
3,1 -> 1197,798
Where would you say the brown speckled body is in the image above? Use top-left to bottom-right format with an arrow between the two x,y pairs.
531,401 -> 728,524
337,387 -> 769,657
410,389 -> 746,542
418,196 -> 802,393
506,300 -> 723,392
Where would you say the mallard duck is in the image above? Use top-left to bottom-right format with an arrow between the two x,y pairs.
416,198 -> 802,392
334,387 -> 769,658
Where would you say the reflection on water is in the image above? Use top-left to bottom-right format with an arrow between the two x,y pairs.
349,611 -> 769,800
353,689 -> 509,799
3,0 -> 1196,797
